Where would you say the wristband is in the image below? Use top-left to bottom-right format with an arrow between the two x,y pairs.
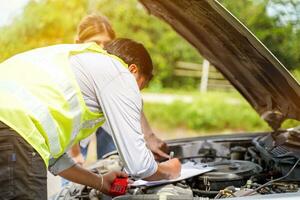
98,174 -> 104,192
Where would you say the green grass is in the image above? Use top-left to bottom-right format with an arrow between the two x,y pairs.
143,90 -> 300,136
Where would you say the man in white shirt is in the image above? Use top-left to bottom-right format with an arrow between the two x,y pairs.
58,38 -> 181,181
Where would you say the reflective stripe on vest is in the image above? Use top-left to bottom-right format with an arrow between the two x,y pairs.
15,53 -> 83,157
0,81 -> 61,155
29,58 -> 82,150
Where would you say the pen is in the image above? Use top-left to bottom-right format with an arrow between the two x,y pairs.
169,151 -> 174,160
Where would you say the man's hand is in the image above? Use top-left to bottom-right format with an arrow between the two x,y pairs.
100,171 -> 128,195
160,158 -> 181,179
145,133 -> 170,161
144,158 -> 181,181
141,111 -> 169,160
59,165 -> 129,196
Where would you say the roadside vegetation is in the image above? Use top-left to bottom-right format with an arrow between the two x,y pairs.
143,90 -> 300,138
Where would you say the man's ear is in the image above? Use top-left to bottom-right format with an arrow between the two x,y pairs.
128,64 -> 138,74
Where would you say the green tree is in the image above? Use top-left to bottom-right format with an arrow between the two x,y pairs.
1,0 -> 299,87
0,0 -> 203,89
0,0 -> 87,61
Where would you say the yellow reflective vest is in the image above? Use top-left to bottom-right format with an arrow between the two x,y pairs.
0,43 -> 125,167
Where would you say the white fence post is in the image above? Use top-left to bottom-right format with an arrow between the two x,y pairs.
200,59 -> 210,93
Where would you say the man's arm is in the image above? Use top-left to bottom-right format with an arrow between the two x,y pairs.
141,111 -> 170,160
59,165 -> 128,194
49,153 -> 128,195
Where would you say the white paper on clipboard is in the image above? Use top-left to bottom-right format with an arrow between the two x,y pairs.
132,161 -> 214,187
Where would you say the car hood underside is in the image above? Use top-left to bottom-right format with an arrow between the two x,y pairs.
139,0 -> 300,130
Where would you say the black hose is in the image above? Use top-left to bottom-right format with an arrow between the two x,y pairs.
240,158 -> 300,196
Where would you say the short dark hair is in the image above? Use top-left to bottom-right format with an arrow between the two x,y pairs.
104,38 -> 153,78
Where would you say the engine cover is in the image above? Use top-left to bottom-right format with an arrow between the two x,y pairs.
195,160 -> 262,196
253,132 -> 300,181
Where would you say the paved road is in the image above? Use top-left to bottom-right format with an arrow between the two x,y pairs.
142,92 -> 193,104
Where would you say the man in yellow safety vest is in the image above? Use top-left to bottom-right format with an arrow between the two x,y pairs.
0,38 -> 181,199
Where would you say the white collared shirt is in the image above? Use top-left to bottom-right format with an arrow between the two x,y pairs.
68,52 -> 157,179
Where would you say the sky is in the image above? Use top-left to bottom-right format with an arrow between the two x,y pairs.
0,0 -> 29,26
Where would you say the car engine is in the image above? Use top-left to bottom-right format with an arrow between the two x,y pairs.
53,130 -> 300,200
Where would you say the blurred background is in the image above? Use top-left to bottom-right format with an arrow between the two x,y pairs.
1,0 -> 300,140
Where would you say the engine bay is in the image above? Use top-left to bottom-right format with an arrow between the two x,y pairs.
54,130 -> 300,200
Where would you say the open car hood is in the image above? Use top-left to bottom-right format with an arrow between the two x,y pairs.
139,0 -> 300,130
